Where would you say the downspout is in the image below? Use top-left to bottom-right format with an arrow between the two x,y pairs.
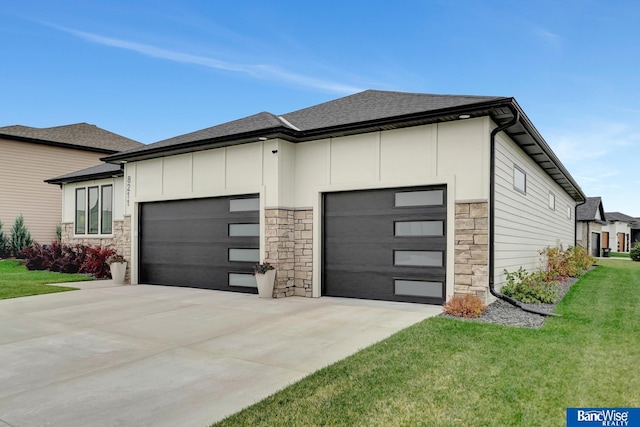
574,200 -> 586,247
488,107 -> 561,317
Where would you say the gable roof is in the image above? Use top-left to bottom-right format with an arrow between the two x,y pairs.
45,163 -> 123,185
605,211 -> 640,229
102,89 -> 584,202
577,197 -> 607,223
0,123 -> 143,153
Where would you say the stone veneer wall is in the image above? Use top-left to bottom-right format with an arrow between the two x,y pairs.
454,201 -> 489,301
264,208 -> 313,298
61,216 -> 131,283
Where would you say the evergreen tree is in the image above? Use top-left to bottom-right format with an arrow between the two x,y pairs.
0,220 -> 8,257
10,214 -> 32,257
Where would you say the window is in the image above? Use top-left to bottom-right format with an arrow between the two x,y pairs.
101,185 -> 113,234
229,273 -> 257,288
394,280 -> 443,298
229,197 -> 259,212
228,248 -> 260,262
394,250 -> 443,267
395,221 -> 443,236
395,190 -> 443,207
567,206 -> 572,219
88,186 -> 99,234
75,184 -> 113,235
229,223 -> 260,237
513,165 -> 526,193
75,188 -> 86,234
548,192 -> 555,211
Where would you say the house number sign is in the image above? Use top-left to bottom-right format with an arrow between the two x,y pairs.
126,176 -> 131,207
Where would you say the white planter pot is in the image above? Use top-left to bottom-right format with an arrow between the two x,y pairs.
109,262 -> 127,285
255,269 -> 276,298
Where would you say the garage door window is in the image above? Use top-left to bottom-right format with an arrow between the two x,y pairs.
229,197 -> 259,212
394,250 -> 442,267
395,190 -> 443,207
229,223 -> 260,236
394,280 -> 443,298
229,273 -> 257,287
228,248 -> 260,262
395,221 -> 443,236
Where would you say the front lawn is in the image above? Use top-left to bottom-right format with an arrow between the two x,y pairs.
215,261 -> 640,426
0,259 -> 91,299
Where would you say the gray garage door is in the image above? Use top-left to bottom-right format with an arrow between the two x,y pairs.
139,195 -> 260,293
323,186 -> 446,304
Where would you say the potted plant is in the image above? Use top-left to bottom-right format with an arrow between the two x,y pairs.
253,262 -> 275,298
107,254 -> 127,285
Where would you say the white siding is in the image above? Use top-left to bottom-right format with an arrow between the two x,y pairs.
493,132 -> 576,290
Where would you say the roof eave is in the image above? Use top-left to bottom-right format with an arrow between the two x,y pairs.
45,170 -> 124,185
102,126 -> 298,163
0,133 -> 119,154
498,100 -> 586,203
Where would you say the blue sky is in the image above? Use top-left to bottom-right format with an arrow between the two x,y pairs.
2,1 -> 639,215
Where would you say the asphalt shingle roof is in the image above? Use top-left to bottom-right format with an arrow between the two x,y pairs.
116,112 -> 284,157
577,197 -> 605,222
46,163 -> 123,184
106,90 -> 506,159
606,211 -> 640,228
0,123 -> 143,153
281,90 -> 504,131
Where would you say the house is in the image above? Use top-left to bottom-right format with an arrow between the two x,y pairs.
47,90 -> 585,305
0,123 -> 142,243
576,196 -> 608,257
603,212 -> 640,253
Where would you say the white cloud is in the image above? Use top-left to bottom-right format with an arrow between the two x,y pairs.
48,24 -> 364,95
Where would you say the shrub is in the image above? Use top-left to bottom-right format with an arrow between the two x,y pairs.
631,242 -> 640,262
80,246 -> 116,279
502,267 -> 559,304
10,214 -> 32,257
21,242 -> 116,278
0,220 -> 9,258
540,246 -> 594,279
443,294 -> 487,318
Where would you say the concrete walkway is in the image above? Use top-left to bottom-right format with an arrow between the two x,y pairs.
0,282 -> 441,427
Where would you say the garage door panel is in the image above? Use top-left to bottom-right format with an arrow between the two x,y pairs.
139,195 -> 259,292
323,186 -> 446,304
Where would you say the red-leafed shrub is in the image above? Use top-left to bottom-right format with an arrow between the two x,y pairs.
443,294 -> 487,318
80,246 -> 116,279
21,242 -> 116,279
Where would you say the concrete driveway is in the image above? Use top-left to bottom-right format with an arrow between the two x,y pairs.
0,281 -> 441,427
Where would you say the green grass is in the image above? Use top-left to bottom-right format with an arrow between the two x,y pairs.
215,262 -> 640,427
609,252 -> 631,258
0,259 -> 91,299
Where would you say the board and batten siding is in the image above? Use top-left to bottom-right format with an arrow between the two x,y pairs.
493,132 -> 576,290
121,117 -> 490,295
0,137 -> 109,243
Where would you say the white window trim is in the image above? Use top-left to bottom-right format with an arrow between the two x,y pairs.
74,184 -> 114,237
513,165 -> 526,194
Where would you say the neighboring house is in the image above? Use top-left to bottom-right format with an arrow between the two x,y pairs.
48,90 -> 585,305
0,123 -> 142,243
603,212 -> 640,253
576,196 -> 607,257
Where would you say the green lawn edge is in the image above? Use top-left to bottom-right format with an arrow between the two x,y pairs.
0,259 -> 92,300
213,262 -> 640,427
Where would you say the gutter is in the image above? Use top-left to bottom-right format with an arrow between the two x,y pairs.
488,107 -> 561,317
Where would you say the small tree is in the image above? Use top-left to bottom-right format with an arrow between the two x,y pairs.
0,220 -> 8,257
631,241 -> 640,262
10,214 -> 32,257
